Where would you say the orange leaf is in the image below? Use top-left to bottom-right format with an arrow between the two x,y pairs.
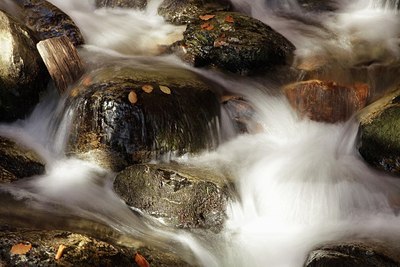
128,91 -> 138,104
10,243 -> 32,255
201,22 -> 210,29
225,15 -> 234,23
141,84 -> 154,93
205,24 -> 214,30
135,252 -> 150,267
55,244 -> 67,260
199,14 -> 215,21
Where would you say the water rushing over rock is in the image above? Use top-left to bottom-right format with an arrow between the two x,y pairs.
1,0 -> 400,266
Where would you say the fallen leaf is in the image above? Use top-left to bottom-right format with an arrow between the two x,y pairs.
128,91 -> 138,104
200,22 -> 215,30
81,76 -> 92,86
225,15 -> 234,23
142,84 -> 154,93
55,244 -> 66,260
134,252 -> 150,267
199,14 -> 215,21
214,39 -> 228,47
159,85 -> 171,94
10,243 -> 32,255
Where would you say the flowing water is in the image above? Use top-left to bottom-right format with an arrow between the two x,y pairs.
2,0 -> 400,266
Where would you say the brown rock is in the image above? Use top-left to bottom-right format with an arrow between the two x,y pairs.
284,80 -> 369,123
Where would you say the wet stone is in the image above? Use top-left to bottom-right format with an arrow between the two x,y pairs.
95,0 -> 147,10
114,163 -> 233,232
222,95 -> 257,133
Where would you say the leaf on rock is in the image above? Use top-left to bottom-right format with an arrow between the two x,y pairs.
55,244 -> 67,260
159,85 -> 171,94
199,14 -> 215,21
225,15 -> 234,23
128,91 -> 138,104
134,252 -> 150,267
200,22 -> 214,31
10,243 -> 32,255
142,84 -> 154,93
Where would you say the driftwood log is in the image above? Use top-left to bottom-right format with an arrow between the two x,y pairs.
37,36 -> 84,94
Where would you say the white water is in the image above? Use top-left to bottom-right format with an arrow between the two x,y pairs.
1,0 -> 400,266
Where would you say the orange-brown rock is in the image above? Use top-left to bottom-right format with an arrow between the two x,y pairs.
284,80 -> 369,123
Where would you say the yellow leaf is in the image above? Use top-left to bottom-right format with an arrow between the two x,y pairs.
10,243 -> 32,255
159,85 -> 171,94
134,252 -> 150,267
128,91 -> 138,104
199,14 -> 215,21
142,84 -> 153,93
55,244 -> 67,260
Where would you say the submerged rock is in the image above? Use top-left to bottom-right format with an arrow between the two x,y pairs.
114,163 -> 233,232
284,80 -> 369,123
173,12 -> 295,74
158,0 -> 230,25
0,136 -> 45,183
222,95 -> 257,133
358,86 -> 400,176
66,66 -> 221,171
95,0 -> 147,10
305,241 -> 400,267
15,0 -> 84,46
0,10 -> 48,122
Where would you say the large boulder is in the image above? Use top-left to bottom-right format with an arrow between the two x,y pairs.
15,0 -> 84,46
0,10 -> 49,122
114,163 -> 233,232
172,12 -> 295,74
0,226 -> 192,266
158,0 -> 230,25
358,86 -> 400,176
95,0 -> 147,10
66,66 -> 221,171
284,80 -> 369,123
0,136 -> 45,184
305,241 -> 400,267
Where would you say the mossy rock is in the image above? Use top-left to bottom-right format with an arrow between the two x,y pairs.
173,11 -> 295,75
66,66 -> 221,171
0,10 -> 49,122
358,86 -> 400,176
158,0 -> 230,25
0,136 -> 45,183
16,0 -> 84,46
95,0 -> 147,10
114,163 -> 233,232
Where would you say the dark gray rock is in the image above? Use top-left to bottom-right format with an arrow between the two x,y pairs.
222,95 -> 256,133
16,0 -> 84,46
158,0 -> 230,25
95,0 -> 147,10
173,11 -> 295,75
114,163 -> 233,232
0,136 -> 45,183
66,65 -> 221,171
0,10 -> 49,122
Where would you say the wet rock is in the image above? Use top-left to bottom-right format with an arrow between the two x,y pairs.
66,66 -> 221,171
0,136 -> 45,183
95,0 -> 147,10
298,0 -> 338,12
0,226 -> 193,266
158,0 -> 230,25
0,10 -> 49,122
16,0 -> 84,46
305,241 -> 400,267
284,80 -> 369,123
114,163 -> 233,232
358,86 -> 400,176
222,95 -> 257,133
173,12 -> 295,75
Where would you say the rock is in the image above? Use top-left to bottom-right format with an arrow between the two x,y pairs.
305,241 -> 400,267
16,0 -> 84,46
173,12 -> 295,75
0,136 -> 45,183
0,226 -> 193,266
358,86 -> 400,176
114,163 -> 233,232
66,66 -> 221,171
222,95 -> 257,133
283,80 -> 369,123
95,0 -> 147,10
0,10 -> 49,122
158,0 -> 230,25
298,0 -> 338,12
